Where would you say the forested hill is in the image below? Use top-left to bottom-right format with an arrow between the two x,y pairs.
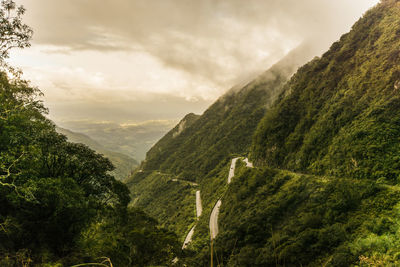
128,1 -> 400,266
127,42 -> 318,244
252,0 -> 400,181
135,42 -> 318,182
56,127 -> 138,181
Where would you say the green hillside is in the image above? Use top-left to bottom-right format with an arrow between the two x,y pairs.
252,0 -> 400,182
214,164 -> 400,266
128,43 -> 317,240
57,127 -> 138,181
138,42 -> 318,181
128,1 -> 400,266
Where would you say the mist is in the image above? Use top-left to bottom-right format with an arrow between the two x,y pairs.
11,0 -> 379,124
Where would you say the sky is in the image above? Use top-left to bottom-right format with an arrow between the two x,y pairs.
9,0 -> 379,125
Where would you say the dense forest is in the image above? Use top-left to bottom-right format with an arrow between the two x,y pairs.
0,1 -> 180,266
3,0 -> 400,266
128,43 -> 318,243
252,0 -> 400,182
130,0 -> 400,266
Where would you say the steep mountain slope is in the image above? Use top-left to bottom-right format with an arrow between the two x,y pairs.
129,2 -> 400,266
128,44 -> 318,241
206,1 -> 400,266
139,43 -> 318,182
214,163 -> 400,266
252,0 -> 400,182
144,113 -> 200,163
57,127 -> 138,181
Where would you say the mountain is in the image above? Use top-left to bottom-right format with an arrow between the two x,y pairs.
138,42 -> 319,180
213,2 -> 400,265
128,1 -> 400,266
56,127 -> 138,181
127,43 -> 319,240
58,119 -> 177,161
252,0 -> 400,181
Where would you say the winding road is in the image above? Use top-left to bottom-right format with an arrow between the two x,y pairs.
209,200 -> 222,239
243,158 -> 254,168
182,189 -> 203,249
182,225 -> 195,249
182,156 -> 253,249
209,157 -> 253,240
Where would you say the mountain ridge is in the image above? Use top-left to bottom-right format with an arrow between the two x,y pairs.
56,126 -> 138,181
128,1 -> 400,265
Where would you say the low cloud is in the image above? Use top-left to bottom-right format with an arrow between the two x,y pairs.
13,0 -> 379,123
19,0 -> 379,88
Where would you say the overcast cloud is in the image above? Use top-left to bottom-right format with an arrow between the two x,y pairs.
9,0 -> 379,124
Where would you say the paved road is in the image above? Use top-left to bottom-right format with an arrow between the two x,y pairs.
209,200 -> 222,240
228,157 -> 240,184
196,190 -> 202,218
243,158 -> 254,168
210,157 -> 253,240
180,156 -> 255,252
181,189 -> 203,249
183,156 -> 254,246
182,225 -> 196,249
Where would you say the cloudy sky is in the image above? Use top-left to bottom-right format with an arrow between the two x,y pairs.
9,0 -> 379,125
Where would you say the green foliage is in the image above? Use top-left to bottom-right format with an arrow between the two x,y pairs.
0,0 -> 32,60
79,208 -> 180,267
204,166 -> 400,267
128,171 -> 197,240
129,2 -> 400,266
252,1 -> 400,181
127,47 -> 307,246
138,56 -> 298,181
0,71 -> 180,266
56,127 -> 138,181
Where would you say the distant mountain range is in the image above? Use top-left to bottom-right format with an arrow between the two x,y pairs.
57,120 -> 177,161
56,127 -> 138,181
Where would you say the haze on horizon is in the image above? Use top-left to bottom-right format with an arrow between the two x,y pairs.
9,0 -> 379,126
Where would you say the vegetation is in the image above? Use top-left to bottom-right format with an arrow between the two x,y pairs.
138,43 -> 312,181
0,67 -> 180,266
56,127 -> 138,181
252,0 -> 400,183
0,1 -> 180,265
129,44 -> 313,238
3,0 -> 400,265
214,165 -> 400,266
130,1 -> 400,266
127,170 -> 197,241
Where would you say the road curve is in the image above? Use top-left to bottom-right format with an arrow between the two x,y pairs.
182,225 -> 196,249
243,158 -> 254,168
209,157 -> 253,240
209,200 -> 222,239
182,189 -> 203,249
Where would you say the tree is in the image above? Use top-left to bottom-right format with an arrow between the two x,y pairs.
0,0 -> 32,60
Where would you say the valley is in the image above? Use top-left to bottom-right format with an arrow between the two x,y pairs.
128,1 -> 400,265
2,0 -> 399,266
